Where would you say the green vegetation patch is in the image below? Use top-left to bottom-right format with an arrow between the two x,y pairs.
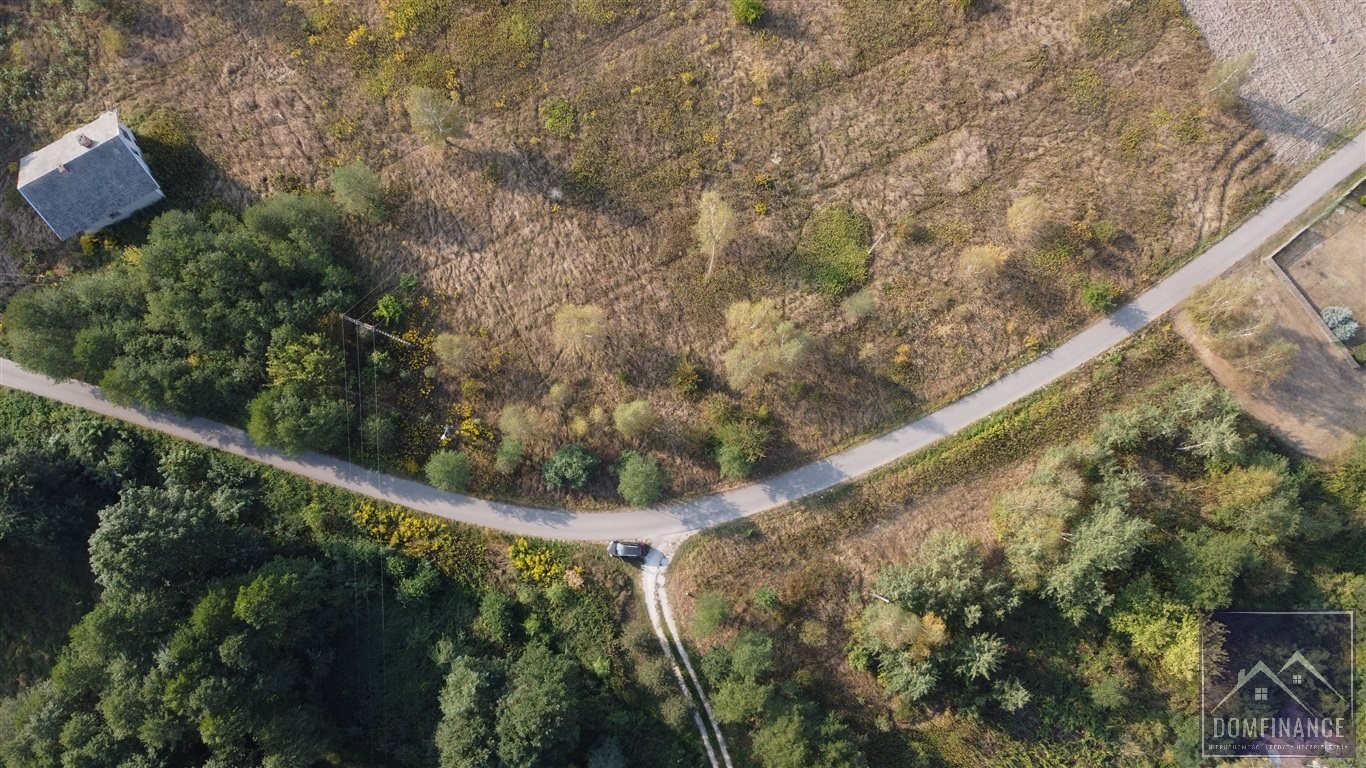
0,390 -> 699,767
796,201 -> 873,295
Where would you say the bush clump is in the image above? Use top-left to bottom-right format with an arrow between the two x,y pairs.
540,97 -> 576,138
795,202 -> 873,295
543,444 -> 599,491
1321,306 -> 1360,343
613,400 -> 657,440
692,592 -> 731,637
1081,280 -> 1123,314
617,451 -> 665,506
425,450 -> 472,492
731,0 -> 765,26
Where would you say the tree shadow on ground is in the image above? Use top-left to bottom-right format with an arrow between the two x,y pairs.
462,147 -> 648,230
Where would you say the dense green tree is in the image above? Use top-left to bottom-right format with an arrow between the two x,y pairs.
713,678 -> 771,724
426,450 -> 473,493
247,386 -> 350,456
474,591 -> 516,646
1044,505 -> 1152,623
494,645 -> 580,768
542,445 -> 598,491
875,530 -> 1018,630
3,268 -> 142,381
1327,437 -> 1366,514
729,630 -> 773,681
247,329 -> 351,455
5,197 -> 352,423
712,410 -> 771,480
750,706 -> 866,768
88,486 -> 266,598
616,451 -> 664,506
435,656 -> 504,768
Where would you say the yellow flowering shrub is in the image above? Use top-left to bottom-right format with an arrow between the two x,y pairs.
353,501 -> 486,583
508,537 -> 564,584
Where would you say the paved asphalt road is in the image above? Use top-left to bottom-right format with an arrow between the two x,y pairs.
2,133 -> 1362,543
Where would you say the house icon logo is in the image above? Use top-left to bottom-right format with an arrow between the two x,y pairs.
1203,612 -> 1355,758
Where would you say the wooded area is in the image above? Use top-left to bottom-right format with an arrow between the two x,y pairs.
0,391 -> 700,767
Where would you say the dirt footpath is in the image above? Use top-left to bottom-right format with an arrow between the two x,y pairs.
1175,264 -> 1366,459
1182,0 -> 1366,166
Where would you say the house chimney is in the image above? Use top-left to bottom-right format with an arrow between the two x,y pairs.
57,163 -> 69,174
76,133 -> 95,149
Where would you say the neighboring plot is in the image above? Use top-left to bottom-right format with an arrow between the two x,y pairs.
1279,198 -> 1366,339
1183,0 -> 1366,166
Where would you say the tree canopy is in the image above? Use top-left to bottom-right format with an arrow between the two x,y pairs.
5,196 -> 353,423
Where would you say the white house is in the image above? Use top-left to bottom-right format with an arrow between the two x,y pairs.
16,110 -> 164,240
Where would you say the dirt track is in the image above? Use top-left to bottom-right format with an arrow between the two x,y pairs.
1182,0 -> 1366,166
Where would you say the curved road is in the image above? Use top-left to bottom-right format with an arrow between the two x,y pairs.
3,133 -> 1362,543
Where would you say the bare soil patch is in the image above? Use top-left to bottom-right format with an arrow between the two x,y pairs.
1182,0 -> 1366,166
1280,197 -> 1366,335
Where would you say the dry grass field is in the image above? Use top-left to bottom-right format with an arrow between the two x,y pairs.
0,0 -> 1287,503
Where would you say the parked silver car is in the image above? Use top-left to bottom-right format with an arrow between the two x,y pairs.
607,540 -> 646,559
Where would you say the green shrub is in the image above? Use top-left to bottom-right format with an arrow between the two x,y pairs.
731,0 -> 765,26
425,450 -> 472,492
1090,219 -> 1120,245
617,451 -> 665,506
495,438 -> 525,476
692,592 -> 730,637
330,162 -> 386,220
361,413 -> 398,452
796,202 -> 873,295
374,294 -> 404,326
1081,280 -> 1123,314
543,444 -> 599,491
714,416 -> 770,480
1088,675 -> 1128,709
672,353 -> 703,398
752,585 -> 779,612
540,97 -> 576,138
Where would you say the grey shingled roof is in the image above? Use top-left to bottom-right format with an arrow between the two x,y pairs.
17,112 -> 162,240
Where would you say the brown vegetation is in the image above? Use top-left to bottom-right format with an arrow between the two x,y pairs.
0,0 -> 1284,503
